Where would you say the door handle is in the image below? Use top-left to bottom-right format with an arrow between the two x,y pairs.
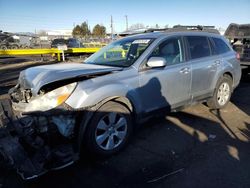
179,67 -> 190,74
213,60 -> 221,66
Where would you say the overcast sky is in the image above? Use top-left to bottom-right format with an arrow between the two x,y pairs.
0,0 -> 250,33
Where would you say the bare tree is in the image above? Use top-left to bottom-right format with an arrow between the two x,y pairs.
37,30 -> 47,36
129,23 -> 145,30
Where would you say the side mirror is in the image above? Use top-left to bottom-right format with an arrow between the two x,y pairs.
146,57 -> 167,68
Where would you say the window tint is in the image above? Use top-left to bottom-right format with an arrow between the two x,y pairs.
151,37 -> 183,65
186,36 -> 210,59
212,37 -> 230,54
208,38 -> 217,55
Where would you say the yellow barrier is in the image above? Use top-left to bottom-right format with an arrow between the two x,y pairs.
66,48 -> 100,53
0,48 -> 101,61
0,48 -> 59,55
83,43 -> 107,48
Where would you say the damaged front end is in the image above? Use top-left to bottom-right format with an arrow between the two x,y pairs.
0,63 -> 121,180
0,82 -> 79,180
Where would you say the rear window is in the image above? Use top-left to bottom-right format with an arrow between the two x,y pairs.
212,37 -> 231,54
186,36 -> 211,59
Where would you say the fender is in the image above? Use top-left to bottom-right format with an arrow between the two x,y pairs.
210,61 -> 234,92
67,83 -> 144,114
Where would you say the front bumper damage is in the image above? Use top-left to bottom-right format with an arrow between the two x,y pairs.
0,99 -> 79,180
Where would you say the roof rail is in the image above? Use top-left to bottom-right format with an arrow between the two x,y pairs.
173,25 -> 215,29
119,25 -> 220,36
145,25 -> 220,34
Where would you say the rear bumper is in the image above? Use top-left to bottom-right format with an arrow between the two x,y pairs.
0,99 -> 79,180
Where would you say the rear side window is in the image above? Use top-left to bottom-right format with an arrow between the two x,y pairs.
212,37 -> 231,54
186,36 -> 211,59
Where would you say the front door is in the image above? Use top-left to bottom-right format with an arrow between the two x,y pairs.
138,37 -> 192,113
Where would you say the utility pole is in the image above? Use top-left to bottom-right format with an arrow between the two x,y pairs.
125,15 -> 128,31
86,20 -> 89,37
111,15 -> 114,41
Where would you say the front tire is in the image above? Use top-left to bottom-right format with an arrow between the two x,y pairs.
85,101 -> 132,157
207,75 -> 233,109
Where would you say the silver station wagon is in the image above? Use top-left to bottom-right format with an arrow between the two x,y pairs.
0,31 -> 241,179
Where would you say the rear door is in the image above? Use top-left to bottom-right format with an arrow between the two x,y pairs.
138,36 -> 192,113
185,36 -> 219,99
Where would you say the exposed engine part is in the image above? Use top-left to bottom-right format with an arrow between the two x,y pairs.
0,99 -> 78,180
9,84 -> 32,103
52,115 -> 75,137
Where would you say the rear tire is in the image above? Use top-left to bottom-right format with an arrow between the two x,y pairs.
84,101 -> 132,157
207,75 -> 233,109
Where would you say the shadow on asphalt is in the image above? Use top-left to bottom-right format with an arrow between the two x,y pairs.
0,56 -> 16,59
240,123 -> 250,141
231,66 -> 250,116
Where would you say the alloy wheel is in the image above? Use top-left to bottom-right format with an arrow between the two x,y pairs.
217,82 -> 230,106
95,112 -> 128,150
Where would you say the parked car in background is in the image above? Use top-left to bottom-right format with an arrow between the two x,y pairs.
0,30 -> 241,180
51,38 -> 84,48
225,23 -> 250,66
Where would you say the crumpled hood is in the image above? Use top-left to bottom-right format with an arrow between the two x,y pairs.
18,63 -> 122,94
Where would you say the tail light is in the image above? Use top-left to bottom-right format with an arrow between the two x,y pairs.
236,52 -> 240,61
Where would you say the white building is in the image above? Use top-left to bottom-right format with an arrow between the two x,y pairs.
46,29 -> 72,37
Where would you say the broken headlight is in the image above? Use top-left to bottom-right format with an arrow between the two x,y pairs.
25,82 -> 77,112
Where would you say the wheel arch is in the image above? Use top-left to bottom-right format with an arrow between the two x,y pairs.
76,95 -> 137,154
223,71 -> 233,82
207,70 -> 234,109
211,70 -> 234,92
220,71 -> 234,91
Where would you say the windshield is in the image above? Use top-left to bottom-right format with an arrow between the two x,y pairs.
85,38 -> 154,67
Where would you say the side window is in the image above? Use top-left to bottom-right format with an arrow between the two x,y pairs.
151,37 -> 184,65
186,36 -> 211,59
208,38 -> 217,55
212,37 -> 231,54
